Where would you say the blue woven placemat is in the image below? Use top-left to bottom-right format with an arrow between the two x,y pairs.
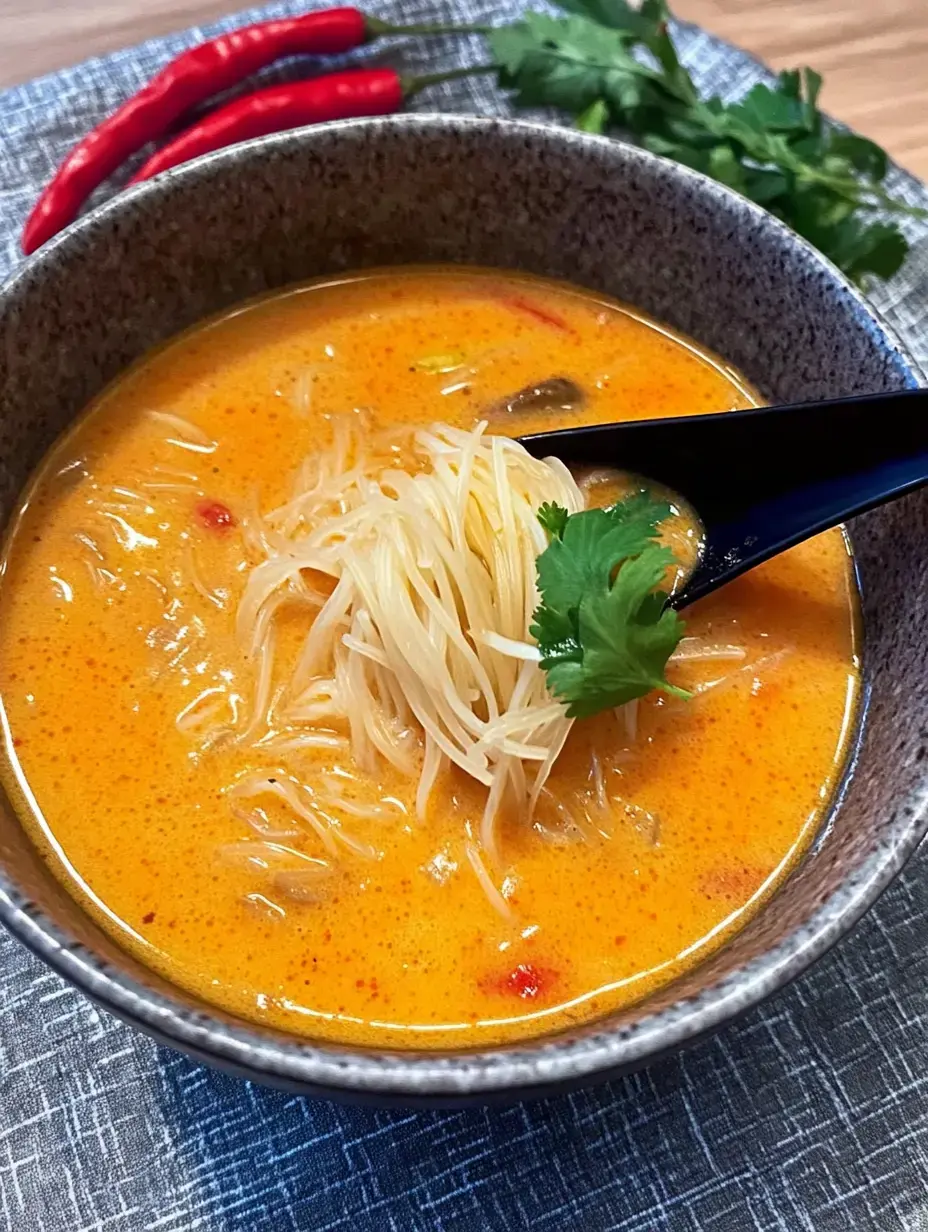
3,4 -> 928,1229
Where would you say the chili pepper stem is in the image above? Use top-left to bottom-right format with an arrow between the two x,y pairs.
365,16 -> 490,37
403,65 -> 496,98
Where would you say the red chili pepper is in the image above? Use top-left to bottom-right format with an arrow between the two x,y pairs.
21,10 -> 486,255
129,66 -> 489,184
503,296 -> 574,334
131,68 -> 404,182
22,10 -> 367,255
195,499 -> 237,530
502,962 -> 555,1000
481,961 -> 557,1001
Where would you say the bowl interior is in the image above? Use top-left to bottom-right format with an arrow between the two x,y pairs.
0,115 -> 925,1100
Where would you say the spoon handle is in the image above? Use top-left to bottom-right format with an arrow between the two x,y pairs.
520,388 -> 928,606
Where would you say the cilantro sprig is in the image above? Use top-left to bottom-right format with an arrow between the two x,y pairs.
487,0 -> 926,283
531,493 -> 689,719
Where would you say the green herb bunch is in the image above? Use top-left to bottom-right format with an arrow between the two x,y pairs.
531,494 -> 689,717
488,0 -> 926,283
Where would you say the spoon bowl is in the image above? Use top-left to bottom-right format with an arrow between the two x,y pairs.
520,388 -> 928,605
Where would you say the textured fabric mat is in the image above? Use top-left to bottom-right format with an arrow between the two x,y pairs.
2,4 -> 928,1229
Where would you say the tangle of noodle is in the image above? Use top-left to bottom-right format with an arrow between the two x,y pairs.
235,418 -> 583,870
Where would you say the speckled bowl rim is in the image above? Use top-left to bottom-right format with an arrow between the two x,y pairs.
0,113 -> 926,1101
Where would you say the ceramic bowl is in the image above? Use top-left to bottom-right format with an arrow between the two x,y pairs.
0,115 -> 925,1106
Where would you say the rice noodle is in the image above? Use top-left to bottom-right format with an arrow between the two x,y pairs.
252,730 -> 348,753
152,464 -> 201,482
242,892 -> 286,921
185,543 -> 225,609
228,774 -> 338,856
147,410 -> 217,454
231,802 -> 301,839
141,481 -> 203,493
217,839 -> 330,872
291,370 -> 315,419
176,686 -> 227,733
465,840 -> 514,920
416,735 -> 445,821
273,869 -> 327,903
693,649 -> 790,697
234,418 -> 583,884
619,798 -> 660,845
73,531 -> 105,560
671,638 -> 746,663
473,631 -> 542,661
532,786 -> 592,846
589,750 -> 608,814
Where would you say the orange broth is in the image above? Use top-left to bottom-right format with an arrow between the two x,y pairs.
0,268 -> 859,1048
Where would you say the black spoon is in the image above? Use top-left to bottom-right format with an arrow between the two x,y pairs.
519,388 -> 928,608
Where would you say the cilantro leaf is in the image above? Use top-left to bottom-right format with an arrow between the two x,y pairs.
727,82 -> 811,136
535,492 -> 670,614
487,11 -> 689,120
537,501 -> 570,538
531,496 -> 686,718
828,131 -> 888,182
576,98 -> 610,134
559,0 -> 664,39
485,2 -> 927,284
564,547 -> 689,717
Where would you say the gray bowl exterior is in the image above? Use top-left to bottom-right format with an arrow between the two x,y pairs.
0,114 -> 926,1106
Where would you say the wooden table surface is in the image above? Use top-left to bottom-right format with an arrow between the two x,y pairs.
1,0 -> 926,178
